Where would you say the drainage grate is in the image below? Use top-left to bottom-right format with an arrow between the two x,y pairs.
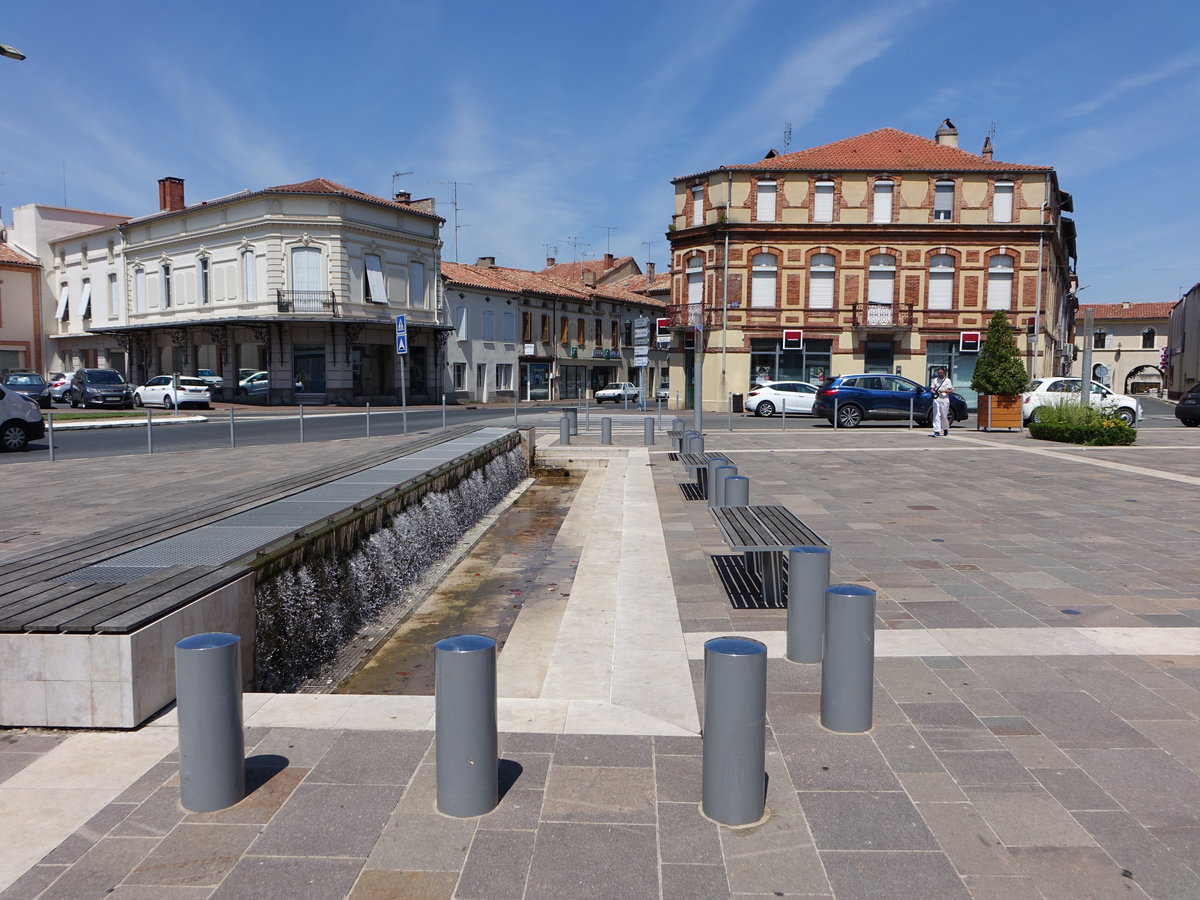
53,565 -> 168,584
112,526 -> 297,566
221,501 -> 352,527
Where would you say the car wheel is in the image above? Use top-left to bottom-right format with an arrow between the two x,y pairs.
1,422 -> 29,452
163,395 -> 175,410
755,401 -> 775,417
1183,419 -> 1199,427
1116,407 -> 1135,426
134,393 -> 144,408
836,404 -> 864,428
1026,408 -> 1039,425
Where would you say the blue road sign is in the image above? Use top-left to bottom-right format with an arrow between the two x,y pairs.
395,314 -> 407,334
396,333 -> 408,354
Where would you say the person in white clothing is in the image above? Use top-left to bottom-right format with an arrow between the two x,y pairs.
930,367 -> 953,437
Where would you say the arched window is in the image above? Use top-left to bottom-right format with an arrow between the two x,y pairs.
1142,327 -> 1155,349
750,253 -> 777,307
868,254 -> 895,305
686,256 -> 703,305
872,180 -> 893,223
928,254 -> 955,310
986,254 -> 1014,309
808,253 -> 835,308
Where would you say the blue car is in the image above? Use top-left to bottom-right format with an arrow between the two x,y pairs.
812,374 -> 968,428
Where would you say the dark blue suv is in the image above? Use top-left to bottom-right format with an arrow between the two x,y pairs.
812,374 -> 968,428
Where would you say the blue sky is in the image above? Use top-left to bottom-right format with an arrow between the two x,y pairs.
3,0 -> 1198,302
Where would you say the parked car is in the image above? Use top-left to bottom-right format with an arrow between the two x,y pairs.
1175,382 -> 1200,427
812,374 -> 968,428
0,381 -> 46,451
745,380 -> 819,417
68,368 -> 134,409
655,385 -> 670,402
134,375 -> 213,409
595,382 -> 639,403
47,372 -> 71,403
195,369 -> 223,389
238,368 -> 258,381
236,371 -> 269,397
1,371 -> 52,409
1021,377 -> 1140,425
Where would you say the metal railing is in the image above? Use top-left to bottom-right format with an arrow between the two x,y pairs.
852,302 -> 913,329
664,302 -> 716,329
277,290 -> 339,316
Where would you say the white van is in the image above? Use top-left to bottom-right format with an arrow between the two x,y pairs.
0,382 -> 46,451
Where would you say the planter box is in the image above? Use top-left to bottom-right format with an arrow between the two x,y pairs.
977,394 -> 1022,431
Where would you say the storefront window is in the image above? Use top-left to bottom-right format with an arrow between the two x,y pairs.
293,344 -> 327,393
521,362 -> 549,400
749,337 -> 832,386
926,340 -> 978,411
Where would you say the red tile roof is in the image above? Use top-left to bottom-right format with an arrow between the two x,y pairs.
441,261 -> 666,309
0,241 -> 39,267
1075,302 -> 1174,321
677,128 -> 1051,181
540,255 -> 636,284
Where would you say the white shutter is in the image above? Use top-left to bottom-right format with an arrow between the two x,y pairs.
751,272 -> 776,307
455,306 -> 468,339
928,272 -> 953,309
691,187 -> 704,226
814,182 -> 834,222
868,271 -> 893,304
409,261 -> 426,307
756,180 -> 777,222
809,272 -> 833,308
872,181 -> 893,223
108,274 -> 119,317
79,282 -> 93,318
993,182 -> 1013,222
242,251 -> 256,301
481,309 -> 495,340
136,270 -> 146,312
291,247 -> 322,291
687,268 -> 703,305
364,254 -> 387,303
986,272 -> 1013,309
55,287 -> 70,320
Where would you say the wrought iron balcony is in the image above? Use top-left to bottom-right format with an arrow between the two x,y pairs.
277,290 -> 339,316
664,302 -> 718,330
852,302 -> 913,331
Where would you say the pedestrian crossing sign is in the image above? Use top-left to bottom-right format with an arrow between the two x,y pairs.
396,334 -> 408,354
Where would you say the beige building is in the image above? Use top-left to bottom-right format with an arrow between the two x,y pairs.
1075,302 -> 1171,396
0,238 -> 42,372
664,122 -> 1077,409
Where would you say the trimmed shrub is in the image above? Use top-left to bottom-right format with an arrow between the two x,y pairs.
1028,408 -> 1137,446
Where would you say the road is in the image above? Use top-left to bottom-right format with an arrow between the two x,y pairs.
1,396 -> 1186,463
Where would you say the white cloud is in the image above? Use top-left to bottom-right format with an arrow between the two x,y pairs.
1067,51 -> 1200,117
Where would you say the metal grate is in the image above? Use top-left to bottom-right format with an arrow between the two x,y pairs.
53,566 -> 167,584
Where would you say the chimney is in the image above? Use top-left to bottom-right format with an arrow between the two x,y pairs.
394,190 -> 411,202
582,270 -> 596,287
546,257 -> 556,267
934,119 -> 958,148
604,253 -> 614,268
646,261 -> 656,282
981,136 -> 993,162
475,256 -> 495,268
158,177 -> 185,212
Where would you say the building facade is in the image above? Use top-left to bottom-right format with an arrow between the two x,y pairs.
664,123 -> 1077,410
11,178 -> 445,404
0,237 -> 42,372
1075,302 -> 1171,396
1167,284 -> 1199,397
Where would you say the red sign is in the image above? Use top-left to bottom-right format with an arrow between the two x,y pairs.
782,330 -> 803,350
959,331 -> 981,353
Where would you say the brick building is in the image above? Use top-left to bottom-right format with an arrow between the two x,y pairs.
664,122 -> 1077,410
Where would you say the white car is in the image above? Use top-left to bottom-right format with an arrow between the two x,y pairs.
595,382 -> 639,403
195,368 -> 223,389
1021,377 -> 1140,425
745,380 -> 819,417
134,375 -> 212,409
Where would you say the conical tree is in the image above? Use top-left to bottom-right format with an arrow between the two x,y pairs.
971,309 -> 1028,396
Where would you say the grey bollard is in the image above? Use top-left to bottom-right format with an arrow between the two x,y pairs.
559,415 -> 571,445
724,474 -> 750,508
820,585 -> 877,733
175,633 -> 245,813
560,407 -> 578,435
601,416 -> 612,445
713,464 -> 737,507
435,634 -> 499,817
672,417 -> 686,452
685,431 -> 705,454
702,637 -> 767,826
786,547 -> 831,664
643,416 -> 655,446
703,455 -> 730,504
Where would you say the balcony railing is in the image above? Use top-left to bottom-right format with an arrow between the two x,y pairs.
664,302 -> 718,329
277,290 -> 339,316
852,302 -> 913,330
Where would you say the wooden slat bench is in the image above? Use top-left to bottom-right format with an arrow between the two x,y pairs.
710,505 -> 826,605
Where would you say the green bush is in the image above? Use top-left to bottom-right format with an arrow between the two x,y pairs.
1028,406 -> 1137,445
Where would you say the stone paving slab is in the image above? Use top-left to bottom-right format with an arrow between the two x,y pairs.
3,423 -> 1200,897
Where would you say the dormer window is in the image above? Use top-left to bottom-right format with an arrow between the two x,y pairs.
934,180 -> 955,221
813,180 -> 835,223
993,180 -> 1014,222
872,180 -> 893,223
756,180 -> 777,222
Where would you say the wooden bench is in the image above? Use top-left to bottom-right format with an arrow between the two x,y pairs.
710,505 -> 826,605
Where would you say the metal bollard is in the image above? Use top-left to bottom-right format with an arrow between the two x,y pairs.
146,408 -> 153,455
299,404 -> 304,443
643,416 -> 655,446
786,546 -> 831,664
685,431 -> 705,454
724,474 -> 750,508
704,456 -> 730,505
713,464 -> 737,507
435,634 -> 498,817
559,415 -> 571,445
702,637 -> 767,826
820,585 -> 877,733
175,633 -> 245,813
47,411 -> 55,462
366,402 -> 371,438
560,407 -> 578,435
228,407 -> 235,448
601,416 -> 612,445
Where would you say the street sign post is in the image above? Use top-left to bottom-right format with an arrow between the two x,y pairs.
395,316 -> 409,432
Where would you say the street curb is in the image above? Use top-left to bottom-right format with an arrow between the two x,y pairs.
48,416 -> 208,431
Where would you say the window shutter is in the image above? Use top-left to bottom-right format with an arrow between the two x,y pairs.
481,309 -> 495,340
814,182 -> 834,222
687,268 -> 703,305
986,271 -> 1013,309
364,254 -> 387,303
756,180 -> 777,222
868,271 -> 893,304
934,181 -> 954,220
993,182 -> 1013,222
928,272 -> 953,309
409,261 -> 426,307
455,306 -> 468,339
872,181 -> 893,223
692,186 -> 704,226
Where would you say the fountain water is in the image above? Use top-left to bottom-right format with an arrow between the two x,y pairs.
255,447 -> 528,692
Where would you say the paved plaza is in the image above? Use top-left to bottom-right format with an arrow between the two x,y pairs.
2,417 -> 1200,898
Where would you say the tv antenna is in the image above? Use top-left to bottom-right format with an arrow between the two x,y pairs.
563,235 -> 589,267
426,180 -> 472,263
598,226 -> 617,255
391,170 -> 413,196
542,243 -> 559,261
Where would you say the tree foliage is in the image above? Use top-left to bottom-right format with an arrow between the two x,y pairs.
971,310 -> 1028,395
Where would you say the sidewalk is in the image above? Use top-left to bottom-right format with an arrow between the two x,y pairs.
2,425 -> 1199,898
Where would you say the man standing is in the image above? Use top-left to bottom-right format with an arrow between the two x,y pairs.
930,366 -> 953,438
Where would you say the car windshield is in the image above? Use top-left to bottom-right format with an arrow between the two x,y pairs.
179,378 -> 207,387
603,383 -> 622,390
86,370 -> 125,384
5,374 -> 44,386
